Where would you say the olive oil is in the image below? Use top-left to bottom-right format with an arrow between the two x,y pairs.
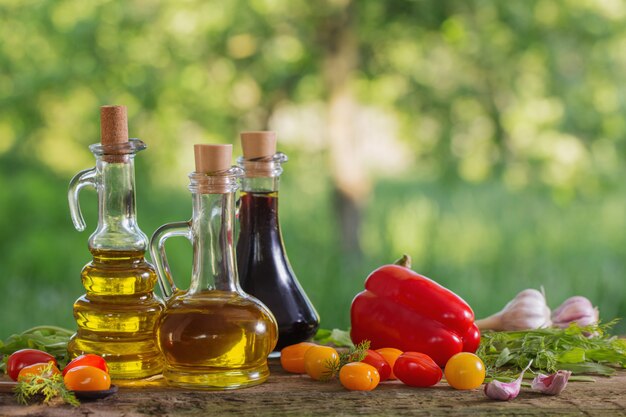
150,144 -> 278,390
68,250 -> 164,379
157,291 -> 276,388
67,106 -> 165,382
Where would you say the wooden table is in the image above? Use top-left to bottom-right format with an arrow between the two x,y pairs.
1,360 -> 625,416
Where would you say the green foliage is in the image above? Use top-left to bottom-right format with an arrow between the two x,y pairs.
477,321 -> 626,378
0,1 -> 625,336
0,326 -> 73,372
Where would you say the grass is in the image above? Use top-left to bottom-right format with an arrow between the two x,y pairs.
0,157 -> 625,339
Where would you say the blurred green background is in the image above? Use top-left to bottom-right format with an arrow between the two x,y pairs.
1,0 -> 625,337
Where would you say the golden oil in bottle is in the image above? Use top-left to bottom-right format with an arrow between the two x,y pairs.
68,250 -> 164,380
157,291 -> 277,388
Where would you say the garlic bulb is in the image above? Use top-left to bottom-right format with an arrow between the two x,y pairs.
552,296 -> 599,329
475,289 -> 551,331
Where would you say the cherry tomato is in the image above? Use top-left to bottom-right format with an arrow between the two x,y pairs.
394,352 -> 442,387
375,348 -> 403,380
63,354 -> 109,376
303,345 -> 339,381
444,352 -> 485,390
361,349 -> 391,382
17,362 -> 61,383
7,349 -> 57,381
63,366 -> 111,391
339,362 -> 380,391
280,342 -> 316,374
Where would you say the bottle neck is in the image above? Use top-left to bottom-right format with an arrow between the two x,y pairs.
89,156 -> 148,253
241,176 -> 280,193
189,191 -> 239,293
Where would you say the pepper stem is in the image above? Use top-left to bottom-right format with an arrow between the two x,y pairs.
393,254 -> 412,269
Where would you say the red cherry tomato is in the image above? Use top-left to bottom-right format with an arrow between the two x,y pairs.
7,349 -> 57,381
63,366 -> 111,391
361,349 -> 392,382
394,352 -> 442,387
63,354 -> 109,376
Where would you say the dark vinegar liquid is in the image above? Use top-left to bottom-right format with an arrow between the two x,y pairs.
237,191 -> 319,350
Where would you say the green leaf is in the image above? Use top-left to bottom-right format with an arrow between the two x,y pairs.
557,362 -> 616,376
558,347 -> 586,364
313,328 -> 354,348
494,347 -> 514,367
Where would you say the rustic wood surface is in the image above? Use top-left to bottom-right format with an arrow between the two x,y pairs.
0,360 -> 624,417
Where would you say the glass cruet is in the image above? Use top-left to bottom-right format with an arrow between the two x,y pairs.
67,105 -> 164,382
150,144 -> 278,390
236,131 -> 320,351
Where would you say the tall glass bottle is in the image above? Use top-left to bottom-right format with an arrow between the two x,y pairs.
236,132 -> 319,351
150,144 -> 277,389
67,105 -> 164,381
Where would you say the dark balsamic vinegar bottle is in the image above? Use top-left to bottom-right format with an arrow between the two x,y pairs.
236,132 -> 320,351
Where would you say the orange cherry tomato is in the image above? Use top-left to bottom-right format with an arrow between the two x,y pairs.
339,362 -> 380,391
444,352 -> 485,390
303,345 -> 339,381
17,362 -> 61,383
375,348 -> 403,380
281,342 -> 316,374
63,366 -> 111,391
63,354 -> 109,376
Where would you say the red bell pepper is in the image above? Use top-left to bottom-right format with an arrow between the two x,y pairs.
350,255 -> 480,367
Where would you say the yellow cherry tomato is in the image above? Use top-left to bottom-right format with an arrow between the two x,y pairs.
303,345 -> 339,381
444,352 -> 485,390
339,362 -> 380,391
281,342 -> 316,374
63,366 -> 111,391
17,362 -> 60,383
375,348 -> 403,380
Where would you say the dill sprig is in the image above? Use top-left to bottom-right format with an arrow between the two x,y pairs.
477,320 -> 626,379
322,340 -> 371,380
14,362 -> 79,407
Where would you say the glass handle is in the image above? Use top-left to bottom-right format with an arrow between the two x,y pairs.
67,167 -> 97,232
149,221 -> 192,299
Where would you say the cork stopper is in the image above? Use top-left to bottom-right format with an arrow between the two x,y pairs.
241,131 -> 277,160
100,105 -> 129,145
194,144 -> 232,173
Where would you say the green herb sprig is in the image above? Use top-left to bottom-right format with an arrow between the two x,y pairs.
322,340 -> 371,380
14,362 -> 79,407
477,320 -> 626,379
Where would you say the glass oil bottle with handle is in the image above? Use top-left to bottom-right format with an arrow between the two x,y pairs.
67,105 -> 164,382
236,132 -> 320,351
150,144 -> 278,389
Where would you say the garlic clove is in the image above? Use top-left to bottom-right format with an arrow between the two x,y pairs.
531,370 -> 571,395
552,296 -> 599,329
484,361 -> 532,401
476,289 -> 551,331
484,379 -> 521,401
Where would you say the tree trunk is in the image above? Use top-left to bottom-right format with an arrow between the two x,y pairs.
321,0 -> 368,258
